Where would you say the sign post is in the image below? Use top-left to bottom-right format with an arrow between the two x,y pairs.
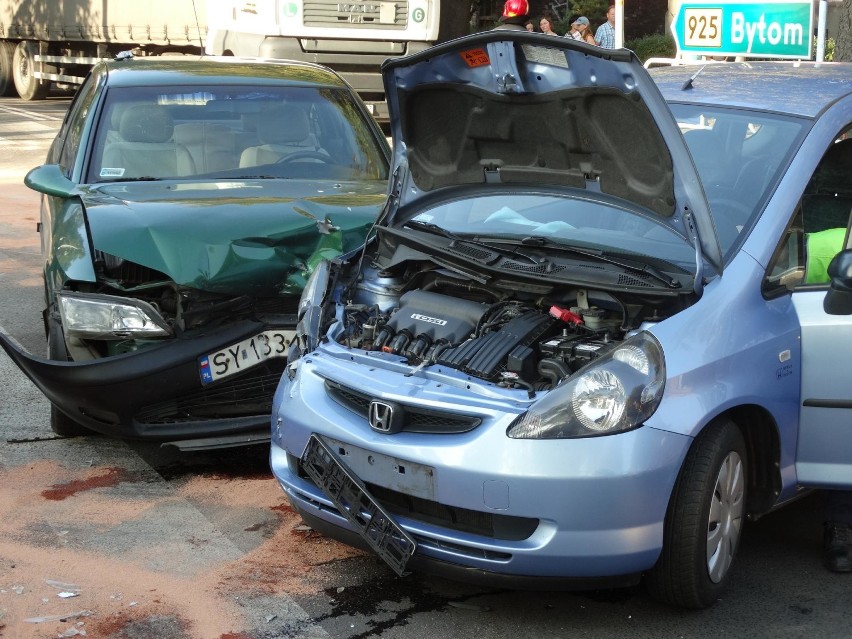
671,1 -> 815,59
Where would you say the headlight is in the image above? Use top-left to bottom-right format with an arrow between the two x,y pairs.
507,331 -> 665,439
290,259 -> 331,365
58,292 -> 172,339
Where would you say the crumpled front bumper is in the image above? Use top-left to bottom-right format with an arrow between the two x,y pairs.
0,319 -> 288,443
270,350 -> 694,583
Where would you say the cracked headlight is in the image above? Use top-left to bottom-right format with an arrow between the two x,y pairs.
58,292 -> 172,339
507,331 -> 665,439
289,259 -> 331,366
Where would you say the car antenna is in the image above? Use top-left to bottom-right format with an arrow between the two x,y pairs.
191,0 -> 205,54
681,65 -> 707,90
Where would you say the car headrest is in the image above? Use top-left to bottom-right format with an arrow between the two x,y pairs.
255,106 -> 310,145
119,105 -> 175,143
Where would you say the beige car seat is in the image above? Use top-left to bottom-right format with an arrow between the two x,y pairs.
101,105 -> 196,179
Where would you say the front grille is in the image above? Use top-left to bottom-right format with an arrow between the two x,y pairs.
325,379 -> 482,434
136,359 -> 286,424
294,454 -> 538,541
303,0 -> 409,29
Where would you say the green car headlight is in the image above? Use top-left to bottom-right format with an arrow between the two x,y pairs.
507,331 -> 665,439
58,292 -> 172,339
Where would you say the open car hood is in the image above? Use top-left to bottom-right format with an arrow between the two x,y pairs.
381,31 -> 722,272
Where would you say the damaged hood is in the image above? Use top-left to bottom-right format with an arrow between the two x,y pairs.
81,179 -> 386,295
381,31 -> 722,271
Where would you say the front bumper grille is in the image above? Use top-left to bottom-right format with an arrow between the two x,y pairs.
294,454 -> 538,541
136,359 -> 286,424
325,379 -> 482,434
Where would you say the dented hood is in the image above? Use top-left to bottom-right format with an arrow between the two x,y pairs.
381,31 -> 722,272
81,179 -> 386,295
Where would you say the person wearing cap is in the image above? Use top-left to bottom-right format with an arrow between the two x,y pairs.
567,16 -> 596,44
494,0 -> 530,31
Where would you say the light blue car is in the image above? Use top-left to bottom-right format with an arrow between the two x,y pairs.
270,30 -> 852,608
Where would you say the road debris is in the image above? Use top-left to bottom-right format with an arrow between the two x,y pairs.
24,610 -> 94,623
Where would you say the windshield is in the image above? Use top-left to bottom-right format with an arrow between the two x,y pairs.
668,103 -> 805,254
87,85 -> 389,183
404,193 -> 696,270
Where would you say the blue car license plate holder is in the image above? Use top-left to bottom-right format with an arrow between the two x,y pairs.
302,434 -> 416,576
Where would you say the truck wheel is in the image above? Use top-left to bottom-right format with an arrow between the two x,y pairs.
645,418 -> 747,608
46,316 -> 91,437
12,41 -> 50,100
0,41 -> 15,96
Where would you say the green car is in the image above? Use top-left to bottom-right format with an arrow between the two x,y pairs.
0,56 -> 390,449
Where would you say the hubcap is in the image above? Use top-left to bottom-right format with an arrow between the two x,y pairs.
706,450 -> 745,583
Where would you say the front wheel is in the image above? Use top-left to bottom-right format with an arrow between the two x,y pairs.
645,418 -> 747,608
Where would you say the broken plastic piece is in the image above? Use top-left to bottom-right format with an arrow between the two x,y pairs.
47,579 -> 82,592
24,610 -> 93,623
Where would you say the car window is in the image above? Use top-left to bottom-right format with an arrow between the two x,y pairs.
764,128 -> 852,295
668,104 -> 805,256
85,85 -> 388,183
57,72 -> 100,177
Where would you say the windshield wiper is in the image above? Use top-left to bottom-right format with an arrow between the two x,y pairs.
405,220 -> 541,265
519,236 -> 682,289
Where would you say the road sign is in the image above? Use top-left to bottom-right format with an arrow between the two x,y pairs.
671,1 -> 814,59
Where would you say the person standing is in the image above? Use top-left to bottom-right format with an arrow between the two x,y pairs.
595,5 -> 616,48
568,16 -> 596,44
524,20 -> 535,32
539,15 -> 559,36
494,0 -> 530,31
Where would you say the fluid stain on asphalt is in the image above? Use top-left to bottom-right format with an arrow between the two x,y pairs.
41,466 -> 137,500
318,574 -> 500,638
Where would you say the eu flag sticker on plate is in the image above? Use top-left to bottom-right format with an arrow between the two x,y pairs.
199,356 -> 213,384
461,48 -> 489,67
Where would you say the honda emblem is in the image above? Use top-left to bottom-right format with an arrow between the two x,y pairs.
368,400 -> 402,434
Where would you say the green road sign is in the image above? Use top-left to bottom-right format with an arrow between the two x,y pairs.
671,1 -> 814,59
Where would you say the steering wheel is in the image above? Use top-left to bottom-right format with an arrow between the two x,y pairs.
276,150 -> 334,164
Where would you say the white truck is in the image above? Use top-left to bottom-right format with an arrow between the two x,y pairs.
0,0 -> 206,99
205,1 -> 471,122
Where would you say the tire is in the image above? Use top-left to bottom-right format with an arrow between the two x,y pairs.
46,315 -> 91,437
0,41 -> 15,97
12,41 -> 50,101
645,418 -> 747,608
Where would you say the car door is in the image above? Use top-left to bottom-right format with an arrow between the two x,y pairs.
792,131 -> 852,487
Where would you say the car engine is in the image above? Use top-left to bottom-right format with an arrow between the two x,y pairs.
336,265 -> 662,392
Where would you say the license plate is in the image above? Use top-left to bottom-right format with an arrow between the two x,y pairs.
198,329 -> 294,385
302,434 -> 416,576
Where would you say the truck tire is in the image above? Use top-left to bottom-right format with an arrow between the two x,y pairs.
0,41 -> 16,96
12,41 -> 50,100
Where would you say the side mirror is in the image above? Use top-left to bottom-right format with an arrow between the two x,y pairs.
24,164 -> 76,198
823,249 -> 852,315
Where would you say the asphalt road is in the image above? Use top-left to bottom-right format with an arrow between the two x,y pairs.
1,95 -> 850,639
